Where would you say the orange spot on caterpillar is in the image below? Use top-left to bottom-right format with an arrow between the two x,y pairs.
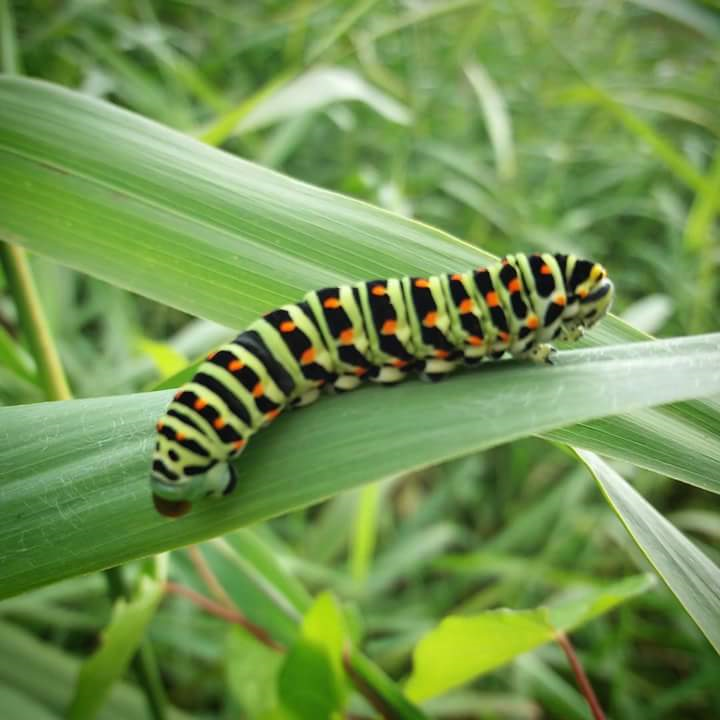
435,349 -> 450,359
371,285 -> 386,296
213,418 -> 225,430
252,383 -> 264,398
527,315 -> 539,330
354,366 -> 368,376
176,430 -> 186,441
467,335 -> 484,346
508,277 -> 522,293
156,420 -> 164,431
498,331 -> 510,343
339,328 -> 354,344
228,359 -> 244,372
578,288 -> 588,299
266,409 -> 281,421
280,321 -> 296,332
459,298 -> 474,314
174,391 -> 182,400
381,319 -> 397,334
300,347 -> 316,364
485,292 -> 499,307
540,264 -> 552,275
451,273 -> 463,281
392,358 -> 409,368
207,351 -> 216,360
415,278 -> 430,288
323,297 -> 341,309
555,294 -> 567,306
232,439 -> 246,450
423,311 -> 438,327
194,398 -> 207,410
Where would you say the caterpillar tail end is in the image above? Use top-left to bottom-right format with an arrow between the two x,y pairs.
153,494 -> 193,518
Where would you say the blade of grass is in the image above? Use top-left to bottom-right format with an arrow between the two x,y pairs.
1,334 -> 719,598
578,450 -> 720,653
350,483 -> 382,583
464,63 -> 516,181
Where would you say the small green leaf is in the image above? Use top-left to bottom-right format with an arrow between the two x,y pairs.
406,608 -> 554,702
135,337 -> 188,380
277,592 -> 348,719
67,559 -> 166,720
406,574 -> 654,702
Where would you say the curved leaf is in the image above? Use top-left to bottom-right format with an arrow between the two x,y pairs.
578,450 -> 720,652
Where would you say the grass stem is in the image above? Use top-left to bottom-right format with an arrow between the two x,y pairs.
0,244 -> 72,401
104,566 -> 168,720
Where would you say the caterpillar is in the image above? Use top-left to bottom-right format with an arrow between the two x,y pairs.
151,252 -> 613,517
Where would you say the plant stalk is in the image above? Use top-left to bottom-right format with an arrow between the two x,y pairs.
556,631 -> 606,720
105,566 -> 168,720
0,243 -> 72,401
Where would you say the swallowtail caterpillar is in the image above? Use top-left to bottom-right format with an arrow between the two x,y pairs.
151,252 -> 613,517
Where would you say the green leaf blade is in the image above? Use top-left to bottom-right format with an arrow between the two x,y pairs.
1,335 -> 719,598
579,450 -> 720,652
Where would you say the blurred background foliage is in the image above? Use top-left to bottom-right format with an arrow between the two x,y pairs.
1,0 -> 719,718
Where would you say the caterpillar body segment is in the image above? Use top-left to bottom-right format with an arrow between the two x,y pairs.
151,252 -> 614,516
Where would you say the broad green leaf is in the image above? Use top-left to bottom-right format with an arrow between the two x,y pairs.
68,559 -> 166,719
578,450 -> 720,653
277,592 -> 348,719
1,77 -> 718,494
0,76 -> 478,330
406,574 -> 653,702
1,334 -> 719,598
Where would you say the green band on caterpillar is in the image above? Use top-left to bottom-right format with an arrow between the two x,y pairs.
150,252 -> 614,516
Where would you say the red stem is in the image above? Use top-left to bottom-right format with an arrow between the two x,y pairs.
164,581 -> 285,652
556,632 -> 606,720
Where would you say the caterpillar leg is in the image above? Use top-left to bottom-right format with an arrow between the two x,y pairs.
417,358 -> 458,382
332,374 -> 363,393
559,325 -> 584,342
371,365 -> 408,384
291,387 -> 322,407
205,461 -> 238,497
518,343 -> 557,365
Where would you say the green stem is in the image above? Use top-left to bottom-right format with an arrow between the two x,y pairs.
685,147 -> 720,333
350,482 -> 381,582
0,243 -> 72,401
104,567 -> 168,720
343,646 -> 429,720
0,0 -> 22,75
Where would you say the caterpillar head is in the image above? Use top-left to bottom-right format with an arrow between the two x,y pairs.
561,256 -> 614,330
151,421 -> 236,517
